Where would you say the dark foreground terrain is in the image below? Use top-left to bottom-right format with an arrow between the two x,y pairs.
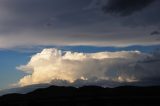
0,86 -> 160,106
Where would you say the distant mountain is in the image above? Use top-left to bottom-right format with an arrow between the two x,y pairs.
0,84 -> 51,96
0,85 -> 160,106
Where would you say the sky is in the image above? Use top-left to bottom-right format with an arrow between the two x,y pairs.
0,0 -> 160,90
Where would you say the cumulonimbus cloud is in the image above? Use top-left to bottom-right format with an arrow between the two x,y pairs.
17,48 -> 160,87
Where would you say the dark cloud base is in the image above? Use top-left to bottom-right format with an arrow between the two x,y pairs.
102,0 -> 155,16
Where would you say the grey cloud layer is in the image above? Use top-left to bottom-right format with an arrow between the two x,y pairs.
0,0 -> 160,48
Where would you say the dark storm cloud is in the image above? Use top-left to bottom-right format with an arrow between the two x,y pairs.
150,30 -> 160,35
0,0 -> 87,30
102,0 -> 155,16
0,0 -> 160,48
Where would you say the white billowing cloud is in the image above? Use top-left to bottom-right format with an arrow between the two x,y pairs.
17,48 -> 160,87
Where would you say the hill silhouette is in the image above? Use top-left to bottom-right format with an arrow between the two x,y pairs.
0,85 -> 160,106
